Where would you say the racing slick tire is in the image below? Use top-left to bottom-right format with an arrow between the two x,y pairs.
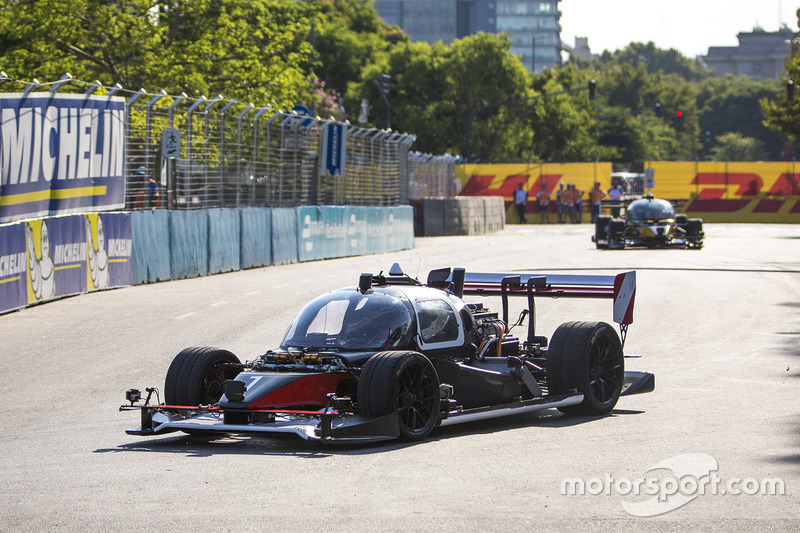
546,321 -> 624,416
165,347 -> 242,406
608,219 -> 626,249
685,218 -> 704,249
595,215 -> 611,249
358,351 -> 441,441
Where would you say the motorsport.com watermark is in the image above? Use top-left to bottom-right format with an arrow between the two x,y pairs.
561,453 -> 786,517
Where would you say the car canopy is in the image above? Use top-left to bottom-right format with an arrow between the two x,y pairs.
626,198 -> 674,221
281,288 -> 415,351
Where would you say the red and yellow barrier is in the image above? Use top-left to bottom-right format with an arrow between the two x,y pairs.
457,162 -> 800,223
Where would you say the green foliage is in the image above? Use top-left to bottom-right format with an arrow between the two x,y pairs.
588,42 -> 712,82
0,0 -> 316,109
0,0 -> 790,164
761,56 -> 800,154
708,132 -> 768,161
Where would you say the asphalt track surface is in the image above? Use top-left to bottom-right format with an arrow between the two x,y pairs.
1,223 -> 798,532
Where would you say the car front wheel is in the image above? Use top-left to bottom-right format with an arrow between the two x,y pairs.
358,351 -> 440,441
165,347 -> 242,406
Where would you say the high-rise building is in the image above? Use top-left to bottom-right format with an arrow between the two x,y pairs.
374,0 -> 562,73
702,27 -> 793,80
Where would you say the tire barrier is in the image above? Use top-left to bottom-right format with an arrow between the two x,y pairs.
414,197 -> 505,236
1,206 -> 415,315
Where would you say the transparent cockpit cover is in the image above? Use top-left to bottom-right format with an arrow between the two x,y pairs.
627,198 -> 675,221
281,289 -> 414,351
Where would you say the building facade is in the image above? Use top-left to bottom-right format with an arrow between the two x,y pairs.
702,27 -> 793,80
374,0 -> 562,73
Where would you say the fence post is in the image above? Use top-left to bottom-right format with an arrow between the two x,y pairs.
252,106 -> 271,206
219,99 -> 238,207
145,90 -> 167,195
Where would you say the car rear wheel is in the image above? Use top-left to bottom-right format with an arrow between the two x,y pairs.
165,347 -> 241,406
608,219 -> 626,248
595,215 -> 611,249
546,321 -> 624,416
686,218 -> 704,249
358,351 -> 440,441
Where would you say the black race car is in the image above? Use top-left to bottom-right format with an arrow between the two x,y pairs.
122,264 -> 654,443
593,194 -> 704,249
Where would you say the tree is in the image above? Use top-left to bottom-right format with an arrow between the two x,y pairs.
0,0 -> 317,109
708,132 -> 768,161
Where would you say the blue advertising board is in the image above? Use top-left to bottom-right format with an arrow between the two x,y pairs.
24,215 -> 87,302
86,213 -> 132,290
321,123 -> 347,177
0,213 -> 132,313
0,223 -> 27,313
0,93 -> 126,223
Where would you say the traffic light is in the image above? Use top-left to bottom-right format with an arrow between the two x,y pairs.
654,103 -> 661,116
787,80 -> 795,101
588,79 -> 596,100
675,110 -> 683,118
704,130 -> 711,143
379,74 -> 391,96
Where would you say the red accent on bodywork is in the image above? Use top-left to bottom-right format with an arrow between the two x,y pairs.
613,273 -> 635,325
247,373 -> 350,409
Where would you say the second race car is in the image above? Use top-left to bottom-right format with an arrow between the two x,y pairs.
593,193 -> 704,249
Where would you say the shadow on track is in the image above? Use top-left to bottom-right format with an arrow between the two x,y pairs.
97,409 -> 644,457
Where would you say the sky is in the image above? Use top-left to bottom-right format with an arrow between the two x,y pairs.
559,0 -> 798,58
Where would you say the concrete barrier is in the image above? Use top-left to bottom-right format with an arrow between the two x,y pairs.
2,205 -> 417,314
414,197 -> 504,236
208,209 -> 241,275
169,210 -> 209,279
240,207 -> 272,269
271,208 -> 298,265
131,210 -> 170,284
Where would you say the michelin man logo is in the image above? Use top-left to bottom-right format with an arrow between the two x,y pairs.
26,220 -> 56,301
86,216 -> 109,290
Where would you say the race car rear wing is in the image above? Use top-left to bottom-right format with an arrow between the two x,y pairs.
427,268 -> 636,344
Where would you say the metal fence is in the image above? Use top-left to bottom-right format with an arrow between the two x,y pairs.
0,73 -> 458,211
117,85 -> 457,210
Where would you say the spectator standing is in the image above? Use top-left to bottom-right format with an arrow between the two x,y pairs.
556,182 -> 566,223
514,183 -> 528,224
573,185 -> 584,223
589,182 -> 607,223
536,182 -> 550,224
608,183 -> 623,217
564,184 -> 576,223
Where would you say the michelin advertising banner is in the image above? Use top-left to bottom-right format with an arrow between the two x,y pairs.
0,93 -> 126,223
0,213 -> 131,314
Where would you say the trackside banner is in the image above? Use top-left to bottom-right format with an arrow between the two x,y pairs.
0,213 -> 132,314
0,93 -> 126,223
